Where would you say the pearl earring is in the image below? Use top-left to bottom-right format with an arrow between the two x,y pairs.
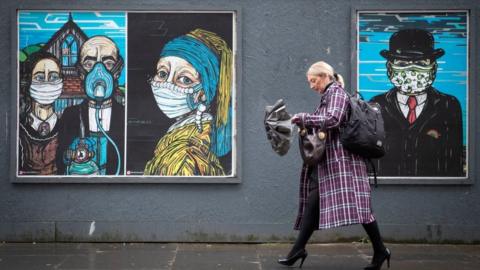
195,103 -> 206,132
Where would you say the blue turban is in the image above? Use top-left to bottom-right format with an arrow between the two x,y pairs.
160,36 -> 219,105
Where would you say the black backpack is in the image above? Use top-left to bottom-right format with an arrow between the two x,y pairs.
340,91 -> 386,186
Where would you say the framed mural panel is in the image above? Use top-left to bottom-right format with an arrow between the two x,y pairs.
12,9 -> 239,183
126,12 -> 235,178
354,9 -> 474,184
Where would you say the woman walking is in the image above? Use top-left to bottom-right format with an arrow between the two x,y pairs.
278,61 -> 391,269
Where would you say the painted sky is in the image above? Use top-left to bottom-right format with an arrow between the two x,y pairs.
18,11 -> 127,85
358,12 -> 468,145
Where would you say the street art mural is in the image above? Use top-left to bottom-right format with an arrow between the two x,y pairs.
18,11 -> 126,176
126,13 -> 235,176
16,11 -> 236,179
357,11 -> 468,178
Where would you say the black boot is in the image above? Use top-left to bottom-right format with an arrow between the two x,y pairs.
279,172 -> 319,268
362,221 -> 391,270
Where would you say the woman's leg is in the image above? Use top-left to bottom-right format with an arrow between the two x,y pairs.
288,186 -> 319,257
362,220 -> 390,268
362,220 -> 386,255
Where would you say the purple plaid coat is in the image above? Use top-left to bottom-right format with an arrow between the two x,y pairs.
294,82 -> 375,230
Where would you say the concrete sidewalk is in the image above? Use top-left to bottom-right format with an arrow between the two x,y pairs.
0,242 -> 479,270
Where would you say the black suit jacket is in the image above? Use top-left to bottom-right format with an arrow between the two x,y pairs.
370,87 -> 463,177
56,100 -> 125,175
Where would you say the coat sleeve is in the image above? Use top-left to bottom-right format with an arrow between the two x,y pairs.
302,86 -> 349,129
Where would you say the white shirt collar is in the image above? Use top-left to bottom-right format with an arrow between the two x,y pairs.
29,112 -> 58,131
396,91 -> 427,105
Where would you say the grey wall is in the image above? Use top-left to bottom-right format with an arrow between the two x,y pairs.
1,0 -> 479,243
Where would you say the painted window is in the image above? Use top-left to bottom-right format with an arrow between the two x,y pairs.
61,35 -> 78,66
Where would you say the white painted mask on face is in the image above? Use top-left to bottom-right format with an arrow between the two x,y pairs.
29,79 -> 63,105
150,81 -> 202,118
151,56 -> 204,119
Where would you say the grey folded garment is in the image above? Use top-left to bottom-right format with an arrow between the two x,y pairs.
264,99 -> 295,156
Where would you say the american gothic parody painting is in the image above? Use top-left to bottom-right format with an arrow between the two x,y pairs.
16,11 -> 236,179
357,11 -> 468,178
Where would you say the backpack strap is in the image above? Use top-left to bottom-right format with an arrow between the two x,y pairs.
366,158 -> 378,188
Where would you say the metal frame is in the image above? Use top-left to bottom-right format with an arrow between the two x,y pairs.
10,4 -> 243,184
350,5 -> 477,185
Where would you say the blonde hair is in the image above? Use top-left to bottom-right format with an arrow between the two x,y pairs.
307,61 -> 345,88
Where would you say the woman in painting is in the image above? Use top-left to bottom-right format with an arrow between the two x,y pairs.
278,61 -> 390,269
144,29 -> 232,176
18,51 -> 64,175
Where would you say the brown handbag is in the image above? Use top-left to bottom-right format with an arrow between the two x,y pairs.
298,122 -> 327,165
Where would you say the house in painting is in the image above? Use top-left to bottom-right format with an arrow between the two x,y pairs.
42,13 -> 87,114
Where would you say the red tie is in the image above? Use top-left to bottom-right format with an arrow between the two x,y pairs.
407,96 -> 417,124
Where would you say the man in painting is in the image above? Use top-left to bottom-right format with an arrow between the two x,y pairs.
370,29 -> 463,176
144,29 -> 232,176
57,36 -> 125,175
18,51 -> 64,175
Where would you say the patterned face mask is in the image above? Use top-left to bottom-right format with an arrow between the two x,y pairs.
387,62 -> 436,95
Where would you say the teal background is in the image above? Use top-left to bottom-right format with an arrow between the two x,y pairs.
358,12 -> 468,145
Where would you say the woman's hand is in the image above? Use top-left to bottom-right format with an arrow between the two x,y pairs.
291,113 -> 305,126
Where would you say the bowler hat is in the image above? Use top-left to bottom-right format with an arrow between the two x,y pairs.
380,29 -> 444,61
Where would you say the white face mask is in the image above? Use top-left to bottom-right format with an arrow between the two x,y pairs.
150,81 -> 202,118
29,79 -> 63,105
388,63 -> 435,95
